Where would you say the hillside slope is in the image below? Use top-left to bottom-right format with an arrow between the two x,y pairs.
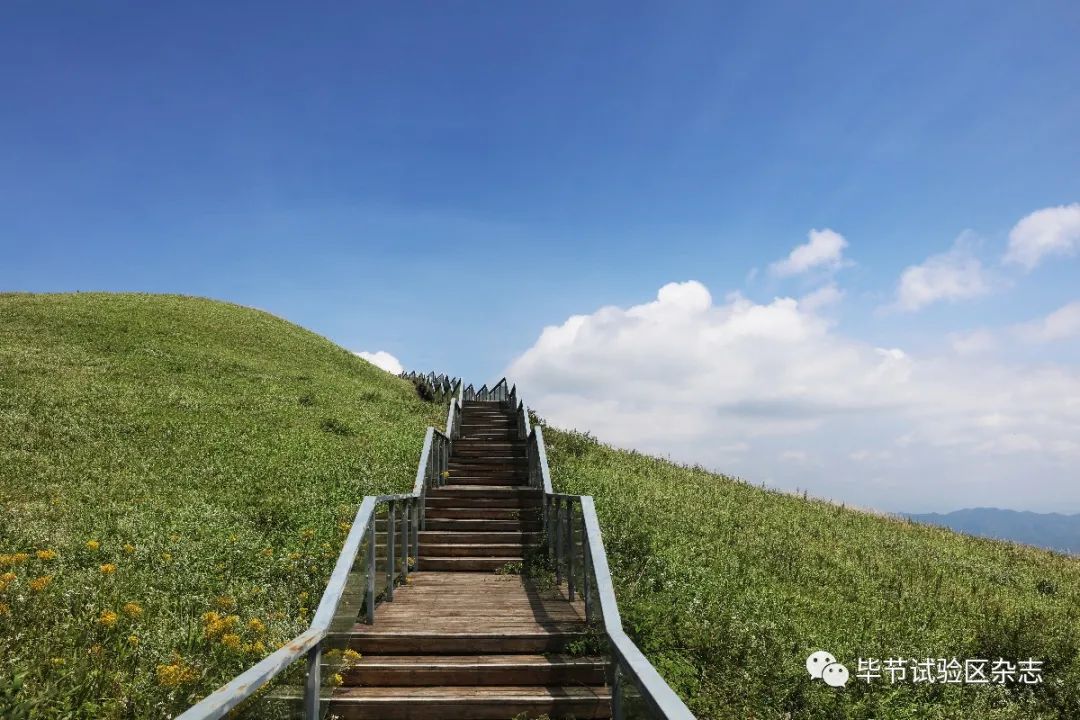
545,427 -> 1080,720
0,293 -> 443,718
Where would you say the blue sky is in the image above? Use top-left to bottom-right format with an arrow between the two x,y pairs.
3,2 -> 1079,512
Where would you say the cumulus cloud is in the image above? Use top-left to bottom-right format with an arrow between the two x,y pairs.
1014,301 -> 1080,343
354,350 -> 403,374
1004,203 -> 1080,270
508,280 -> 1080,512
891,235 -> 991,312
769,229 -> 849,277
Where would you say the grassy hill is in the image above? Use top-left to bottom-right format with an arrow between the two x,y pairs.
544,427 -> 1080,719
0,293 -> 443,718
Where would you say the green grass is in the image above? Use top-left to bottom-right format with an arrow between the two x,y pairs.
0,293 -> 444,718
545,427 -> 1080,720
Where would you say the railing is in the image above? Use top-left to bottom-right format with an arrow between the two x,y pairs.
176,397 -> 458,720
463,377 -> 509,402
179,377 -> 692,720
512,390 -> 696,720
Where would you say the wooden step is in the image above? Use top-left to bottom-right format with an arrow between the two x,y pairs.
419,543 -> 531,557
425,496 -> 541,509
419,530 -> 541,544
449,458 -> 528,467
427,486 -> 541,498
418,556 -> 524,571
341,627 -> 587,654
325,685 -> 611,719
336,655 -> 607,687
423,518 -> 541,532
425,507 -> 539,520
443,476 -> 528,486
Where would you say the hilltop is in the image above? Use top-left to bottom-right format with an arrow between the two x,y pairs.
0,293 -> 443,717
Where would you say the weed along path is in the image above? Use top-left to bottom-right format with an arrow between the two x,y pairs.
181,377 -> 694,720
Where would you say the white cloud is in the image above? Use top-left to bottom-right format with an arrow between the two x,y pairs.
354,350 -> 403,375
769,229 -> 849,277
799,283 -> 844,311
948,329 -> 997,355
1014,301 -> 1080,343
1004,203 -> 1080,271
508,280 -> 1080,512
891,235 -> 991,312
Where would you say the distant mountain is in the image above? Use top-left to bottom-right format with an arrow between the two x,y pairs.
906,507 -> 1080,554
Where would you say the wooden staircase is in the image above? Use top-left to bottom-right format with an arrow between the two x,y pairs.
327,400 -> 612,719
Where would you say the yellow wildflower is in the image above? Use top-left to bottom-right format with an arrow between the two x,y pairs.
301,528 -> 315,540
122,543 -> 135,555
169,534 -> 180,543
36,549 -> 57,561
343,649 -> 362,664
441,470 -> 450,479
260,547 -> 273,558
339,522 -> 352,533
29,575 -> 53,592
250,640 -> 266,654
88,644 -> 104,657
128,635 -> 140,647
202,612 -> 239,639
98,610 -> 119,628
247,618 -> 265,634
0,602 -> 9,616
288,552 -> 302,561
162,552 -> 173,562
329,673 -> 343,687
221,633 -> 241,649
156,657 -> 197,687
50,657 -> 65,667
1,571 -> 16,584
298,591 -> 309,601
298,606 -> 309,618
122,602 -> 143,618
100,563 -> 117,575
0,555 -> 12,567
213,595 -> 235,610
85,540 -> 100,551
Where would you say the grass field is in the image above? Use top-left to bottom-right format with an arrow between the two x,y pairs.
0,293 -> 443,718
544,427 -> 1080,720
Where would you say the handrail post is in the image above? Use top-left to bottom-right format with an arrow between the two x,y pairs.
387,501 -> 396,601
613,664 -> 624,720
401,496 -> 409,580
583,521 -> 592,623
411,498 -> 419,572
566,498 -> 575,601
366,517 -> 376,624
304,643 -> 321,719
554,496 -> 563,587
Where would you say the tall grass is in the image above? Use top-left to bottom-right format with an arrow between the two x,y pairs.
0,293 -> 443,718
545,426 -> 1080,720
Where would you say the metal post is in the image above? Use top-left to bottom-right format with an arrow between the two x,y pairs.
546,496 -> 555,561
554,496 -> 563,587
583,526 -> 592,623
304,643 -> 321,719
566,498 -> 575,601
401,497 -> 409,579
387,501 -> 396,601
613,664 -> 624,720
366,519 -> 375,623
411,498 -> 420,572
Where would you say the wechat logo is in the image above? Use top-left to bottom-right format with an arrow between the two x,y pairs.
807,650 -> 849,687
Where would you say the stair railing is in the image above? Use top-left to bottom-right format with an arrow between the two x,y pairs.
516,393 -> 696,720
177,405 -> 454,720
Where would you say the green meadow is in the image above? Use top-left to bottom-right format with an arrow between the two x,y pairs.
0,293 -> 441,718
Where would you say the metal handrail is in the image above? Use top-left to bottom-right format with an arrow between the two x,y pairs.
519,400 -> 695,720
180,379 -> 693,720
178,418 -> 453,719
